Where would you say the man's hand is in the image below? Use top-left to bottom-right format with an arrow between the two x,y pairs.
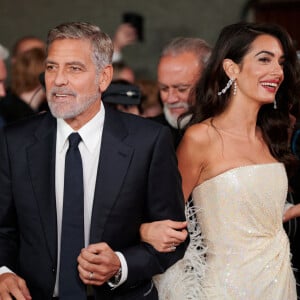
0,273 -> 31,300
77,242 -> 121,286
113,23 -> 137,52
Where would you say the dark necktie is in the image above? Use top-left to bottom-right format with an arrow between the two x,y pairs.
59,132 -> 86,300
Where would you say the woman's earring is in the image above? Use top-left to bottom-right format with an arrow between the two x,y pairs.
218,78 -> 236,96
233,80 -> 237,96
273,99 -> 277,109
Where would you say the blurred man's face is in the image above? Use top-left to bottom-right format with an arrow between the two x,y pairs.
13,38 -> 46,60
0,59 -> 7,97
157,52 -> 202,127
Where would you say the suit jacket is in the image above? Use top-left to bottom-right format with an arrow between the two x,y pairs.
149,113 -> 183,149
0,105 -> 187,300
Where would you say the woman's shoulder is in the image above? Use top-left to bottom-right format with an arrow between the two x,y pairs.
183,118 -> 214,146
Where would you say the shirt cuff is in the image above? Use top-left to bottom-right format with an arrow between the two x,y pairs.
0,266 -> 14,275
107,251 -> 128,289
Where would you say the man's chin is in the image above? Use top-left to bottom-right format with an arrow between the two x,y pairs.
169,109 -> 186,118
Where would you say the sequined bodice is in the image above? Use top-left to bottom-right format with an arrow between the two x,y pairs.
193,163 -> 287,258
191,163 -> 296,299
154,163 -> 296,299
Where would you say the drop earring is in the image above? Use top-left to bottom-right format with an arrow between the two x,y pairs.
273,99 -> 277,109
233,80 -> 237,96
218,78 -> 236,96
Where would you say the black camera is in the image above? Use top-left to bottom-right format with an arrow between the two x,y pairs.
122,12 -> 144,42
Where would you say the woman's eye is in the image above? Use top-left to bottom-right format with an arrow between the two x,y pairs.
259,57 -> 270,63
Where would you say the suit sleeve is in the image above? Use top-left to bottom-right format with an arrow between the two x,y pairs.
0,128 -> 19,270
122,126 -> 188,286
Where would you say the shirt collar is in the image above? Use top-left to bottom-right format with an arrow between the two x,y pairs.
56,105 -> 105,153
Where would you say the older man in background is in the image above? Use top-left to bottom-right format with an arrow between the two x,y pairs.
151,37 -> 211,148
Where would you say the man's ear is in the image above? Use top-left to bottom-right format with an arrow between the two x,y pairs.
222,59 -> 240,79
99,64 -> 113,92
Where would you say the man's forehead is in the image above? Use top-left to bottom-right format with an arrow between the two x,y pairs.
158,54 -> 201,75
160,51 -> 199,64
47,39 -> 92,63
48,39 -> 92,53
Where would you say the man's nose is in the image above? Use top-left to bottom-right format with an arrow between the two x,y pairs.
165,89 -> 178,103
54,69 -> 68,86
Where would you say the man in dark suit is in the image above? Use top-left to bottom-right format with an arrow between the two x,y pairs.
0,22 -> 187,300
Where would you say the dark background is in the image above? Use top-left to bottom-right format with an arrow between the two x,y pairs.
2,0 -> 300,80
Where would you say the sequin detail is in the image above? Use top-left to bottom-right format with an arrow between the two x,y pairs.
155,163 -> 297,299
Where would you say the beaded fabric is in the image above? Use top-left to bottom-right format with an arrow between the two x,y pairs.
154,163 -> 297,299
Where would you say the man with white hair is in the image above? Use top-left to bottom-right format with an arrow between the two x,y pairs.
152,37 -> 211,147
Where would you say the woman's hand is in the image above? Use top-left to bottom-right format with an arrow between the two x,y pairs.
283,203 -> 300,222
140,220 -> 188,252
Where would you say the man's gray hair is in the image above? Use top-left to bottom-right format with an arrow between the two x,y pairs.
47,22 -> 113,72
161,37 -> 211,67
0,44 -> 9,60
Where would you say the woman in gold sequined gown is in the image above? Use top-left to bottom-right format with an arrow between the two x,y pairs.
140,22 -> 300,299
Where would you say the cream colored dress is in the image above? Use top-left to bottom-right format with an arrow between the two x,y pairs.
154,163 -> 297,299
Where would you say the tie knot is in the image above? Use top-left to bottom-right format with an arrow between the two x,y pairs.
68,132 -> 81,148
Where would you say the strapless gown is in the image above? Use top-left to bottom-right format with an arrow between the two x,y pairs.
154,163 -> 297,299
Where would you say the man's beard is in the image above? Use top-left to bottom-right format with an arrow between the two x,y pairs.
47,87 -> 100,120
163,102 -> 191,129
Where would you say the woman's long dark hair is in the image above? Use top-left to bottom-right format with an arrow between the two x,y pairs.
187,22 -> 300,175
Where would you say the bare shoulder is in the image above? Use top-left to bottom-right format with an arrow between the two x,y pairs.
180,119 -> 213,149
177,119 -> 215,168
177,120 -> 215,198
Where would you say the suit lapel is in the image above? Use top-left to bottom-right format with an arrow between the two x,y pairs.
90,107 -> 134,244
27,113 -> 57,264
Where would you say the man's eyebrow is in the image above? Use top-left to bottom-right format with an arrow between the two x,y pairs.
45,59 -> 57,64
45,60 -> 86,67
65,61 -> 86,67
